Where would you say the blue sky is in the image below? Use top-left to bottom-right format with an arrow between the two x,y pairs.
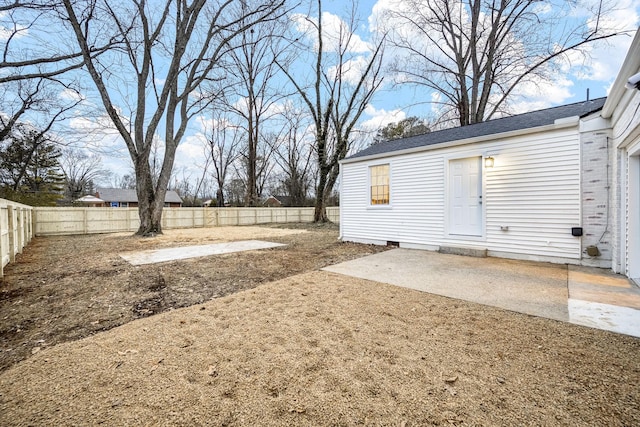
3,0 -> 640,188
80,0 -> 640,183
332,0 -> 640,130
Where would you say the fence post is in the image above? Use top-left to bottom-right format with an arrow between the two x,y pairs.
16,208 -> 23,253
27,209 -> 33,240
32,208 -> 37,237
0,206 -> 5,278
7,205 -> 15,262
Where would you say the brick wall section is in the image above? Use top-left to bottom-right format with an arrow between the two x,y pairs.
610,147 -> 624,273
580,130 -> 613,267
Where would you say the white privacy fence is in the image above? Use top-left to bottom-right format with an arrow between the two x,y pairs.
0,198 -> 34,278
1,203 -> 338,275
32,206 -> 340,236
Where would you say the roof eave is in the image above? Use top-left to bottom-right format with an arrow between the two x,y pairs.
602,28 -> 640,119
341,118 -> 579,165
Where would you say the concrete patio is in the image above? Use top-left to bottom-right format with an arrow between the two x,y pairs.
323,249 -> 640,338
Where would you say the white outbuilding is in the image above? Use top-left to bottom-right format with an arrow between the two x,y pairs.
339,29 -> 640,283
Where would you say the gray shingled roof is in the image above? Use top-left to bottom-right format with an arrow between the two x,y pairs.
348,97 -> 607,160
96,188 -> 183,204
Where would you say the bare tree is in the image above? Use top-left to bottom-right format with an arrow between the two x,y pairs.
225,15 -> 290,206
1,78 -> 82,146
269,103 -> 315,206
225,177 -> 245,207
0,2 -> 114,85
169,164 -> 211,207
61,0 -> 287,235
206,110 -> 242,207
114,173 -> 136,190
379,0 -> 633,126
253,136 -> 276,201
58,148 -> 110,201
280,0 -> 385,221
0,80 -> 81,202
1,3 -> 79,84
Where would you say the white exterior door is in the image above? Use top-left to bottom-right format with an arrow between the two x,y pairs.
449,157 -> 482,236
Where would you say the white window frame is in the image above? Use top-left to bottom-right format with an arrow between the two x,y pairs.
367,163 -> 392,209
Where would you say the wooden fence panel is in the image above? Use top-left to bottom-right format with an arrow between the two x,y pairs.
0,198 -> 34,278
32,206 -> 340,236
2,201 -> 338,275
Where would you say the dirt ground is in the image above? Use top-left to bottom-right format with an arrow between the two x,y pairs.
0,223 -> 386,372
1,224 -> 639,426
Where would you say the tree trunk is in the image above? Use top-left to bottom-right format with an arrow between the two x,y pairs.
216,188 -> 225,207
289,171 -> 306,207
313,196 -> 328,222
136,199 -> 163,236
313,169 -> 329,222
134,159 -> 163,236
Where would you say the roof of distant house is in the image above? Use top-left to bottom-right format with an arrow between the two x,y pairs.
96,188 -> 183,204
76,195 -> 104,203
347,97 -> 607,160
265,195 -> 292,205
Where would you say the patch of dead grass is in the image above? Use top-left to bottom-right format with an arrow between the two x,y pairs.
0,224 -> 639,426
1,271 -> 639,426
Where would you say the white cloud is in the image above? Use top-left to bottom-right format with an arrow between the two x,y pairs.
369,0 -> 409,35
565,0 -> 639,83
292,11 -> 371,53
359,104 -> 406,131
506,75 -> 575,115
174,132 -> 208,171
0,16 -> 28,41
327,55 -> 373,86
59,88 -> 85,103
368,0 -> 639,118
67,114 -> 131,177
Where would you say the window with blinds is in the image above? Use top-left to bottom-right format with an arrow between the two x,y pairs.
370,164 -> 390,205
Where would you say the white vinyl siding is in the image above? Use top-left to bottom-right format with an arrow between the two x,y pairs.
341,127 -> 582,260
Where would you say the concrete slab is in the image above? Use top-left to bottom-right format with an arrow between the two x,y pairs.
323,248 -> 569,322
568,265 -> 640,337
568,300 -> 640,337
324,249 -> 640,337
567,265 -> 640,309
120,240 -> 286,265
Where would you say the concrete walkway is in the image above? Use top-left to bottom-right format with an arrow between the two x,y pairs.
323,249 -> 640,338
119,240 -> 286,265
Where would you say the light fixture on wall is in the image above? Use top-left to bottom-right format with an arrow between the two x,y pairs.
625,71 -> 640,90
484,156 -> 495,168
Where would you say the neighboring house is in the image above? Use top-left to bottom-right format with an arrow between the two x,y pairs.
340,29 -> 640,284
95,188 -> 183,208
75,195 -> 105,207
263,195 -> 292,207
